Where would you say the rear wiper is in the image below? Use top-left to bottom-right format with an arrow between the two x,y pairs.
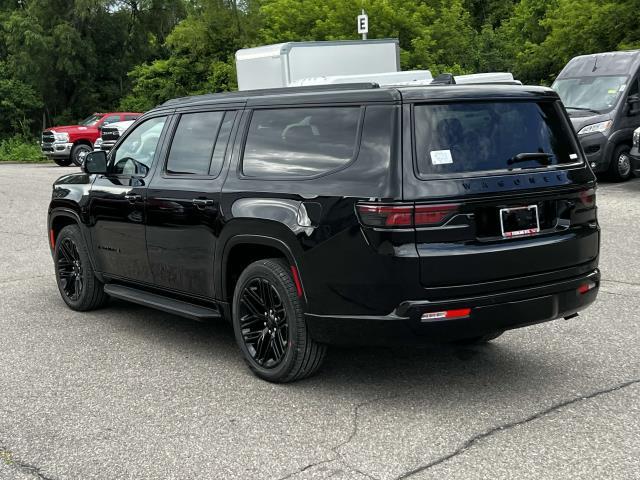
565,106 -> 601,114
507,152 -> 554,166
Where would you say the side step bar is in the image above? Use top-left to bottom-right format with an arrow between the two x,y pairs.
104,284 -> 221,321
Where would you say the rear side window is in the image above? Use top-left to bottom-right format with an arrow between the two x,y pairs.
242,107 -> 361,178
166,111 -> 224,175
414,101 -> 578,177
124,115 -> 139,121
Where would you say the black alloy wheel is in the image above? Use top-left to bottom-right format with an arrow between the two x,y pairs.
232,259 -> 326,382
238,277 -> 288,368
57,237 -> 84,301
54,225 -> 109,311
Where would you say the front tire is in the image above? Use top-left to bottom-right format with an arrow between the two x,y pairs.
53,157 -> 73,167
608,144 -> 632,182
54,225 -> 109,311
70,143 -> 92,166
232,259 -> 326,383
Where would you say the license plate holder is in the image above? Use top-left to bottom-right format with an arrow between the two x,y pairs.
500,205 -> 540,238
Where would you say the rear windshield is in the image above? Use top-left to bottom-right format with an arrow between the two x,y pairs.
414,101 -> 579,177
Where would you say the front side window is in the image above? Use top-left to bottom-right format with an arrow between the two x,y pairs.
166,111 -> 225,175
112,116 -> 167,176
242,107 -> 361,178
414,101 -> 578,177
554,75 -> 628,113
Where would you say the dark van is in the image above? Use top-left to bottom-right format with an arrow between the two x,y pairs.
553,50 -> 640,181
48,83 -> 600,382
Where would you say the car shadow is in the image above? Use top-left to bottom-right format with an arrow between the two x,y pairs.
99,298 -> 562,402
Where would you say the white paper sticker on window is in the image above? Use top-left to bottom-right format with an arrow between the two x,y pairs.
569,153 -> 578,160
620,84 -> 627,92
430,150 -> 453,165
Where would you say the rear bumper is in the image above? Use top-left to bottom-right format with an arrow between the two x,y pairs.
305,269 -> 600,345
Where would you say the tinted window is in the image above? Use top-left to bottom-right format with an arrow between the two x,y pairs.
414,101 -> 578,177
242,107 -> 360,178
166,111 -> 224,175
112,116 -> 166,176
124,115 -> 139,121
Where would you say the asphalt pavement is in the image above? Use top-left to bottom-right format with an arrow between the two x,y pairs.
0,163 -> 638,480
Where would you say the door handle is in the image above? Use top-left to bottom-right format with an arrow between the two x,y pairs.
192,198 -> 215,210
124,193 -> 142,203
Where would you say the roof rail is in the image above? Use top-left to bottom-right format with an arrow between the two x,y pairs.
161,82 -> 380,106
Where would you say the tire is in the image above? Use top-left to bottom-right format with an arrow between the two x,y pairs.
53,157 -> 73,167
608,144 -> 632,182
54,225 -> 109,311
454,330 -> 504,346
70,143 -> 92,166
232,258 -> 326,383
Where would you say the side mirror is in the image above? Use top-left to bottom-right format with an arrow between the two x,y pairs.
82,150 -> 108,174
627,94 -> 640,115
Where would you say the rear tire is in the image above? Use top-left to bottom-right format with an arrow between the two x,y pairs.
70,143 -> 92,166
608,144 -> 632,182
53,157 -> 73,167
232,258 -> 326,383
54,225 -> 109,311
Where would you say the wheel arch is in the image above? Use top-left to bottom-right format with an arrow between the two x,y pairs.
48,208 -> 101,279
49,208 -> 82,247
73,138 -> 93,148
219,234 -> 305,306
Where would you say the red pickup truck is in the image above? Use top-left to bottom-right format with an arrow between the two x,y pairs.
41,112 -> 141,166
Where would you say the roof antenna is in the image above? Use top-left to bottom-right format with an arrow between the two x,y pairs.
592,56 -> 598,72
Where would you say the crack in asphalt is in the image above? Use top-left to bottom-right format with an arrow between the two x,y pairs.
274,395 -> 399,480
600,278 -> 640,287
0,230 -> 42,239
393,378 -> 640,479
0,274 -> 54,285
0,445 -> 56,480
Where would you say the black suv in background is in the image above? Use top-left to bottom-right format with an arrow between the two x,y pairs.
48,83 -> 600,382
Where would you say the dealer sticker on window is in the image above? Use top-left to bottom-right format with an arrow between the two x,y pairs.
430,149 -> 453,165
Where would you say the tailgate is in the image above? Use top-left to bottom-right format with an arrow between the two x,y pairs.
415,186 -> 599,288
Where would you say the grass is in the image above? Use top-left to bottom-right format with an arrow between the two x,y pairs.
0,136 -> 49,163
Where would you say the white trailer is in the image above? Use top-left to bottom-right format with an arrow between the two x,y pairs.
235,40 -> 400,91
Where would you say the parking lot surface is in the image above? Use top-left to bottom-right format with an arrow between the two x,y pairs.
0,163 -> 638,480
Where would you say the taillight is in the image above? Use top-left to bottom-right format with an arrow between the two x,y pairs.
356,203 -> 459,228
414,204 -> 459,226
356,204 -> 413,227
579,188 -> 596,208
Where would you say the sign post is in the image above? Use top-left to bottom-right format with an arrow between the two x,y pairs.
357,10 -> 368,40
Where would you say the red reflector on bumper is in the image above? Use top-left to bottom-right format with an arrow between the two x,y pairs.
577,281 -> 596,294
421,308 -> 471,322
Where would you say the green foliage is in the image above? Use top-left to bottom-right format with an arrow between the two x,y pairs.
0,136 -> 45,162
2,0 -> 640,141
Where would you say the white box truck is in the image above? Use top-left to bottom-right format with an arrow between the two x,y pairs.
235,40 -> 400,91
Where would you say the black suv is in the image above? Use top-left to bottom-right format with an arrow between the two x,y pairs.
48,83 -> 600,382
